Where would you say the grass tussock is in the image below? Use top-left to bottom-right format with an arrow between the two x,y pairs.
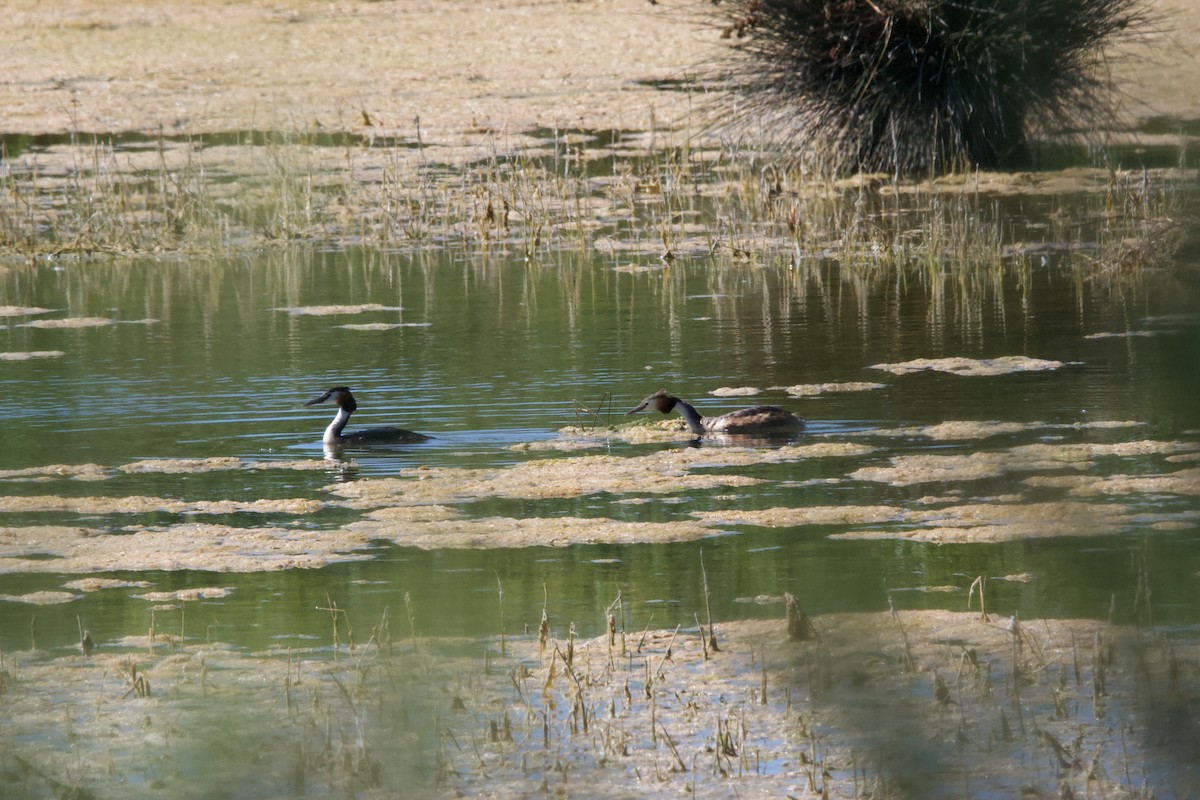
711,0 -> 1157,175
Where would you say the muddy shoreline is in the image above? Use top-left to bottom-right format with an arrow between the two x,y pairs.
2,0 -> 1196,143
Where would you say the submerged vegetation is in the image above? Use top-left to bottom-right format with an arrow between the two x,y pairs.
3,593 -> 1198,798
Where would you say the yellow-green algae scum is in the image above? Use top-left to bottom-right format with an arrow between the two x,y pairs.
2,361 -> 1197,575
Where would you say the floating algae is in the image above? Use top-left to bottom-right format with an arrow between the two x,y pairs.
16,316 -> 114,328
274,303 -> 402,315
691,500 -> 1139,542
683,495 -> 1141,544
0,458 -> 337,481
0,420 -> 1187,576
832,500 -> 1132,542
248,458 -> 352,471
338,322 -> 431,330
516,422 -> 701,449
1085,330 -> 1160,338
710,385 -> 762,396
847,439 -> 1197,486
1025,466 -> 1200,497
63,577 -> 153,592
780,381 -> 887,396
848,451 -> 1065,485
0,523 -> 371,573
869,356 -> 1067,376
1012,439 -> 1200,460
118,457 -> 252,473
325,455 -> 764,507
510,437 -> 620,452
136,457 -> 346,475
16,317 -> 158,328
0,463 -> 111,480
0,590 -> 79,605
133,587 -> 234,602
870,419 -> 1144,441
521,422 -> 875,453
0,306 -> 53,317
0,350 -> 64,361
345,513 -> 719,549
328,445 -> 874,508
0,493 -> 322,515
690,504 -> 907,528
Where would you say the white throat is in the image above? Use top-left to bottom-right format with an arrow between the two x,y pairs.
323,407 -> 351,444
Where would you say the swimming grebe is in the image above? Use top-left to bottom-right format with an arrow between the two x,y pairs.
304,387 -> 431,445
626,389 -> 805,435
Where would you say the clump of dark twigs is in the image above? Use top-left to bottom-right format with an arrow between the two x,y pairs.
711,0 -> 1155,175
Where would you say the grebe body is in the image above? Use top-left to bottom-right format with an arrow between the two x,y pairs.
304,387 -> 431,445
626,389 -> 804,435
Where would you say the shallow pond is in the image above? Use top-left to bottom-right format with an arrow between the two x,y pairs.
2,160 -> 1200,797
3,234 -> 1198,643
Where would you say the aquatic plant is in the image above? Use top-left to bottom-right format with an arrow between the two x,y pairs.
711,0 -> 1155,174
0,115 -> 1186,286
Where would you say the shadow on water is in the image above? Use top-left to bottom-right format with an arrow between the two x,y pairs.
0,128 -> 424,158
5,118 -> 1193,171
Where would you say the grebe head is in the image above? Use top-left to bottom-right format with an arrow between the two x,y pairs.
626,388 -> 677,416
305,386 -> 357,413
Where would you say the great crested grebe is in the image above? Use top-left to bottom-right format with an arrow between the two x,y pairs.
626,389 -> 805,435
304,386 -> 431,445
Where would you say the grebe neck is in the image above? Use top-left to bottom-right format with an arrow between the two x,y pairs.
673,399 -> 706,435
324,407 -> 352,444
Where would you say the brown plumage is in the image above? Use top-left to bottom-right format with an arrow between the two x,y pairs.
626,389 -> 804,436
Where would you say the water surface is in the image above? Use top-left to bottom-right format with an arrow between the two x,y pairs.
3,241 -> 1198,653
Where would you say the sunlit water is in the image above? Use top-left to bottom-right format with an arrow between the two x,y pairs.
4,241 -> 1198,646
2,186 -> 1199,797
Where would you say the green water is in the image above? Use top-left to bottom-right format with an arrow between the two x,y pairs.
2,239 -> 1198,656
